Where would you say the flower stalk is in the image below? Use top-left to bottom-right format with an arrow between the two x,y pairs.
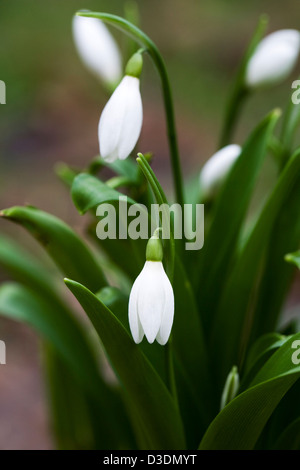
77,11 -> 185,207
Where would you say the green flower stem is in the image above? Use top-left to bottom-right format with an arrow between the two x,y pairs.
136,153 -> 175,280
219,87 -> 249,148
77,11 -> 185,207
219,15 -> 268,148
137,153 -> 178,407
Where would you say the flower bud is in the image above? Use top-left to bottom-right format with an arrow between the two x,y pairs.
128,231 -> 174,345
98,52 -> 144,162
220,365 -> 239,411
245,29 -> 300,89
72,14 -> 122,88
199,144 -> 241,201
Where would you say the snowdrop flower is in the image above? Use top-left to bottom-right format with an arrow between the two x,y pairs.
98,52 -> 143,162
245,29 -> 300,89
129,231 -> 174,345
199,144 -> 241,200
72,15 -> 122,87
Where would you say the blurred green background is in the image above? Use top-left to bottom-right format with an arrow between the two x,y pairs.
0,0 -> 300,449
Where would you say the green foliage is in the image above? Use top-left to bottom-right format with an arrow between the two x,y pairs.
0,10 -> 300,451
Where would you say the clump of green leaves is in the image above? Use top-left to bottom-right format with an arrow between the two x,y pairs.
0,11 -> 300,450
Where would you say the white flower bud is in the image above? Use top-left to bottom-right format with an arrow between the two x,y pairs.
199,144 -> 241,200
72,15 -> 122,87
245,29 -> 300,89
128,261 -> 174,345
99,75 -> 143,162
220,366 -> 239,411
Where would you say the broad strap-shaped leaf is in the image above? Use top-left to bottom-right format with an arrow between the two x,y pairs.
43,343 -> 99,450
72,173 -> 146,278
89,156 -> 140,185
0,239 -> 131,448
172,257 -> 214,445
199,333 -> 300,449
97,286 -> 167,382
0,206 -> 106,292
272,416 -> 300,449
0,234 -> 58,298
197,110 -> 280,331
241,333 -> 288,391
0,282 -> 111,402
71,173 -> 137,214
65,278 -> 186,450
0,282 -> 131,448
251,180 -> 300,339
211,148 -> 300,382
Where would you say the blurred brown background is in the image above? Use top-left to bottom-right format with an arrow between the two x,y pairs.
0,0 -> 300,449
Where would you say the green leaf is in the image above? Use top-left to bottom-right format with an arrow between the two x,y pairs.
172,257 -> 214,445
211,147 -> 300,381
0,282 -> 129,448
251,180 -> 300,339
43,343 -> 97,450
241,333 -> 288,391
272,416 -> 300,450
55,162 -> 79,187
71,173 -> 137,214
89,156 -> 140,184
219,15 -> 268,147
65,278 -> 186,450
0,206 -> 106,292
0,234 -> 58,297
71,173 -> 146,278
97,286 -> 166,382
285,250 -> 300,269
198,110 -> 280,332
199,333 -> 300,450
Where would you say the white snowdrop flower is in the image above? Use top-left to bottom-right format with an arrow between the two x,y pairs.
245,29 -> 300,89
199,144 -> 241,200
98,52 -> 143,162
72,15 -> 122,87
129,232 -> 174,345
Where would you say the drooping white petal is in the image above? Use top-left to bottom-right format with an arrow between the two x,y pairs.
98,76 -> 129,160
72,15 -> 122,86
117,78 -> 143,160
137,262 -> 165,343
128,273 -> 144,344
98,76 -> 143,162
245,29 -> 300,89
199,144 -> 241,200
156,271 -> 174,346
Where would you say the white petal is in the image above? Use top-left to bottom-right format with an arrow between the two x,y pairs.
199,144 -> 241,200
128,273 -> 144,344
99,76 -> 142,162
137,261 -> 165,344
246,29 -> 300,88
117,77 -> 143,160
99,76 -> 129,161
156,271 -> 174,345
72,15 -> 122,85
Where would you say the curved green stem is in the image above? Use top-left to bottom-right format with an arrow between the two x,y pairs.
219,15 -> 267,148
136,153 -> 175,280
77,11 -> 184,207
137,153 -> 178,407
